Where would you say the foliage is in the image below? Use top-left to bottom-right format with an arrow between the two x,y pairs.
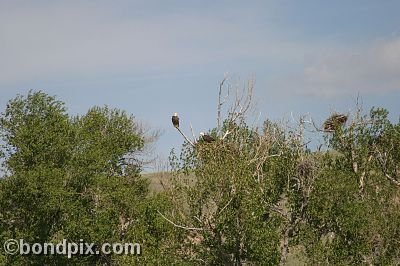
0,89 -> 399,265
302,107 -> 400,265
0,91 -> 179,265
168,117 -> 299,265
168,98 -> 400,265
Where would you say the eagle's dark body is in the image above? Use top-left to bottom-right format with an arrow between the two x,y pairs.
200,133 -> 215,143
172,113 -> 180,128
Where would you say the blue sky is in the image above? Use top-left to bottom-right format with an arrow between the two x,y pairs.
1,1 -> 400,170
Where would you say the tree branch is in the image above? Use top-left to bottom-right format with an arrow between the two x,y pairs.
217,75 -> 228,133
384,173 -> 400,186
176,127 -> 195,147
157,210 -> 205,231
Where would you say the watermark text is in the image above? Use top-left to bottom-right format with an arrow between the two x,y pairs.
3,239 -> 141,258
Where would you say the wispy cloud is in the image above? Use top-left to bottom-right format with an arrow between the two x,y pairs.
1,1 -> 400,100
289,38 -> 400,97
0,5 -> 200,83
0,2 -> 282,86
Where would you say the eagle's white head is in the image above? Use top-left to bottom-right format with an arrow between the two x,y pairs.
173,112 -> 178,117
199,132 -> 205,136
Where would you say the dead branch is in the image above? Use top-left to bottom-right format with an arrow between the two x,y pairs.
218,197 -> 234,215
176,127 -> 195,147
352,149 -> 358,174
384,173 -> 400,186
190,123 -> 196,142
221,130 -> 231,140
157,210 -> 205,231
228,79 -> 254,124
217,75 -> 229,133
359,154 -> 373,195
376,149 -> 400,187
269,205 -> 289,220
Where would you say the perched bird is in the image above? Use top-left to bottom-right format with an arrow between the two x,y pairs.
323,113 -> 348,132
172,113 -> 180,128
199,132 -> 216,143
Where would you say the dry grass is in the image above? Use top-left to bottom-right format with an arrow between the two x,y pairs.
142,171 -> 173,192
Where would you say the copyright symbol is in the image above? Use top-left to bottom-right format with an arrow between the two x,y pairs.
3,239 -> 19,255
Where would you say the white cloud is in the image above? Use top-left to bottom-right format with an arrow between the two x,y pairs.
0,6 -> 196,83
0,2 -> 285,86
1,1 -> 399,100
296,38 -> 400,97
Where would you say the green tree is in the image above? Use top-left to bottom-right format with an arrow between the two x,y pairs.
301,107 -> 400,265
166,83 -> 300,265
2,88 -> 399,265
168,121 -> 283,265
166,79 -> 400,265
0,91 -> 180,265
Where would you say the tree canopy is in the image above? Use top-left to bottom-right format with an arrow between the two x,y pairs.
0,89 -> 399,265
0,91 -> 181,265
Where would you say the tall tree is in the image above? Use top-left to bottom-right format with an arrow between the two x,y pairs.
0,91 -> 179,265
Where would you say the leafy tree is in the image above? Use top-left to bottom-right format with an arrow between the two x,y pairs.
0,91 -> 179,265
166,80 -> 400,265
301,107 -> 400,265
166,84 -> 300,265
1,88 -> 399,265
168,120 -> 283,265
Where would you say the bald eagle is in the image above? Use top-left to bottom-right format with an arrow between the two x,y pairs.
172,113 -> 180,128
323,113 -> 348,132
200,132 -> 216,143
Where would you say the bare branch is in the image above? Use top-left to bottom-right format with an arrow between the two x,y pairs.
376,150 -> 400,187
157,210 -> 205,231
176,127 -> 195,147
218,197 -> 234,215
221,130 -> 231,140
194,216 -> 202,224
226,80 -> 254,126
190,123 -> 196,142
217,75 -> 228,133
359,154 -> 373,195
270,205 -> 289,220
384,173 -> 400,186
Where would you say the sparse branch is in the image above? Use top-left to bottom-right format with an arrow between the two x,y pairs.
359,154 -> 373,195
376,150 -> 400,187
217,75 -> 229,133
270,205 -> 289,220
218,197 -> 234,215
228,79 -> 254,124
384,173 -> 400,186
176,127 -> 195,147
309,117 -> 324,132
190,123 -> 196,142
157,210 -> 205,231
221,130 -> 230,140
